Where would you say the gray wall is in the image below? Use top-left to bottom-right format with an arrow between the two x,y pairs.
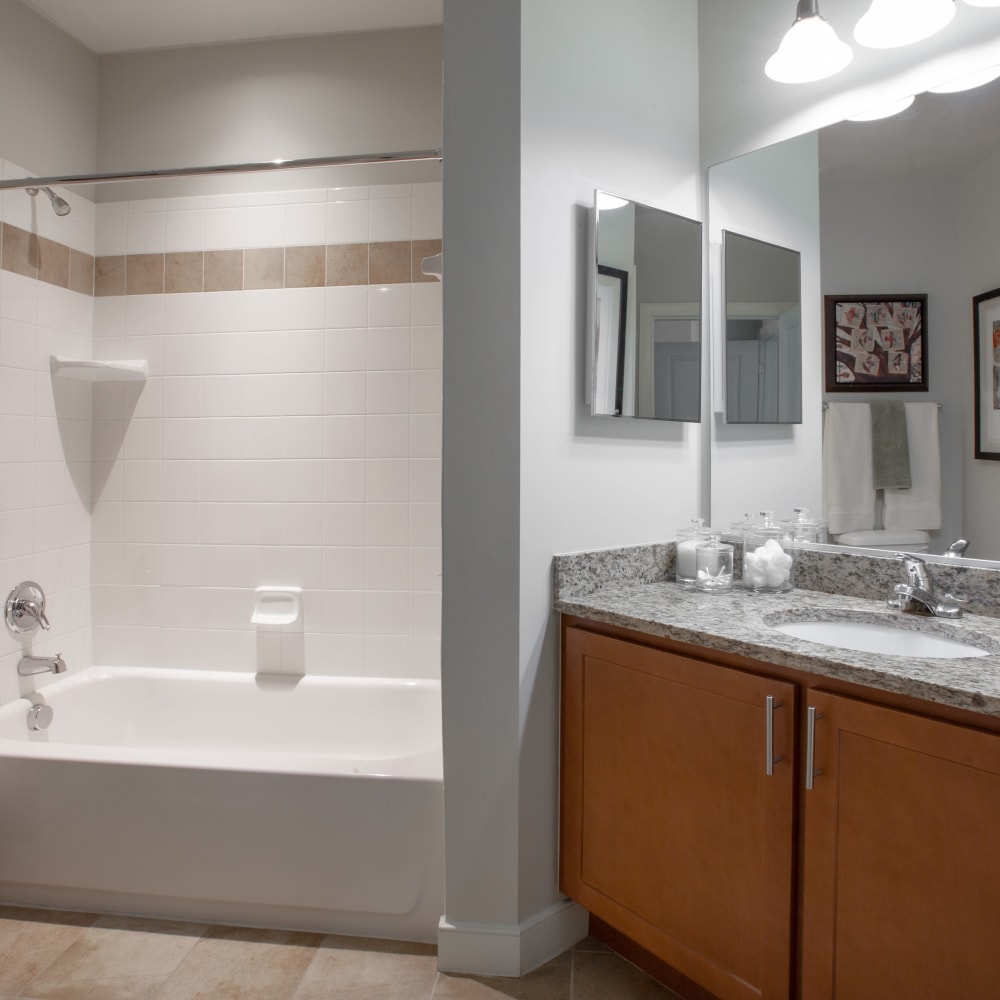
0,0 -> 98,175
820,177 -> 963,548
441,0 -> 703,975
98,28 -> 443,173
960,148 -> 1000,558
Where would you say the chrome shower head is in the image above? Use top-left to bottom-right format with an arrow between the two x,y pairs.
26,185 -> 71,217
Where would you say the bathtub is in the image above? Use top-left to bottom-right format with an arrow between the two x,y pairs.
0,667 -> 443,942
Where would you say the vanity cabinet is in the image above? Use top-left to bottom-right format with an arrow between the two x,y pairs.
801,690 -> 1000,1000
560,621 -> 1000,1000
560,626 -> 798,1000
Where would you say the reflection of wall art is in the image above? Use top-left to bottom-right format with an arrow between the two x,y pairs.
973,286 -> 1000,460
824,294 -> 928,393
993,322 -> 1000,410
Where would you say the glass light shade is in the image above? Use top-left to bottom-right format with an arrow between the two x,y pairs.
765,15 -> 854,83
928,65 -> 1000,91
854,0 -> 956,49
847,95 -> 916,120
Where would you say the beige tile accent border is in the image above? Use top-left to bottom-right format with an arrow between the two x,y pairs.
0,223 -> 441,298
93,239 -> 442,297
0,223 -> 95,292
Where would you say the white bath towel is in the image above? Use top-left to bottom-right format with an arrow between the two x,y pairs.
823,403 -> 876,534
883,402 -> 941,530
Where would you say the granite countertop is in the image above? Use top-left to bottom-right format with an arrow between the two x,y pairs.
554,548 -> 1000,720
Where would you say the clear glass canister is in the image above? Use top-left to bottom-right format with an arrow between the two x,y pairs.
675,518 -> 708,586
782,506 -> 828,544
742,511 -> 795,593
695,534 -> 734,593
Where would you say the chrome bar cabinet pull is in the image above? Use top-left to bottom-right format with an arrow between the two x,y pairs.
765,695 -> 784,777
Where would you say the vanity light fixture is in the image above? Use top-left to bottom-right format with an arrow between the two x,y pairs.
854,0 -> 956,49
846,95 -> 916,120
928,64 -> 1000,91
764,0 -> 853,84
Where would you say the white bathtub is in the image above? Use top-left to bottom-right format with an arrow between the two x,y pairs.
0,667 -> 444,942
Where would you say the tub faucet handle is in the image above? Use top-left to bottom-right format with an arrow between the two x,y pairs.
5,581 -> 51,636
20,600 -> 49,630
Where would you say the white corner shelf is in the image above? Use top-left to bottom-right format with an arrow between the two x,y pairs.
50,356 -> 149,383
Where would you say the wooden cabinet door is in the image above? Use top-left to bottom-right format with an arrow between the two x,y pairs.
561,627 -> 797,1000
801,691 -> 1000,1000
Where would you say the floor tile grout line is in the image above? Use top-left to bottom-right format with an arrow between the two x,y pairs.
285,937 -> 326,1000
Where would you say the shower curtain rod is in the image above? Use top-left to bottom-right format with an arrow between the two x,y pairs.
0,148 -> 443,191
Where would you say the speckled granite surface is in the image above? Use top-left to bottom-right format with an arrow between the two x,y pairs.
553,543 -> 1000,719
794,546 -> 1000,617
551,543 -> 674,601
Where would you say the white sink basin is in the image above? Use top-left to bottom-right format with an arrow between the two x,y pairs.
770,619 -> 990,659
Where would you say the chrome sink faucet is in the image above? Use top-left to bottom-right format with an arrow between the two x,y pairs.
887,553 -> 964,619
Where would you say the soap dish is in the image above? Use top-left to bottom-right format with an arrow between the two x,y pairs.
251,587 -> 302,626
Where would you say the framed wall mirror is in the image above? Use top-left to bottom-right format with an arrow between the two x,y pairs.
723,230 -> 802,424
589,192 -> 702,421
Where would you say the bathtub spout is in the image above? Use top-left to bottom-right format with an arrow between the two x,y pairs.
18,654 -> 66,676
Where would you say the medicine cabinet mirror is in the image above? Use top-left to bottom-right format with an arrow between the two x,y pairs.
723,230 -> 802,424
589,192 -> 702,422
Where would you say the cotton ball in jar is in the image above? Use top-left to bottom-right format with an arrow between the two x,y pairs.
746,539 -> 791,589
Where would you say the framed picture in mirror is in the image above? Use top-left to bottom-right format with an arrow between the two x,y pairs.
824,294 -> 928,392
973,286 -> 1000,460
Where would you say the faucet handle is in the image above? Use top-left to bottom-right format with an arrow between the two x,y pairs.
20,600 -> 49,630
894,552 -> 930,590
5,581 -> 50,636
944,538 -> 970,558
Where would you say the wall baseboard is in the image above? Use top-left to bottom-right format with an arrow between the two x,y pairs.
437,898 -> 589,977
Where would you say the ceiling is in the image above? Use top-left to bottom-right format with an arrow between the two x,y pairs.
20,0 -> 1000,183
19,0 -> 443,54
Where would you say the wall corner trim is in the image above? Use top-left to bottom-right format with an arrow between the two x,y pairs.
437,899 -> 589,977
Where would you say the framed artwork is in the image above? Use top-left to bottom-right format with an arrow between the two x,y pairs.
973,286 -> 1000,460
824,294 -> 928,392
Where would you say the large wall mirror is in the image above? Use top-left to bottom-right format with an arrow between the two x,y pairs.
708,73 -> 1000,560
723,230 -> 802,424
589,192 -> 702,422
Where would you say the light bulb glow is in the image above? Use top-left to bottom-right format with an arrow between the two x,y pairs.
765,14 -> 854,83
596,192 -> 629,211
854,0 -> 956,49
928,64 -> 1000,91
847,95 -> 916,120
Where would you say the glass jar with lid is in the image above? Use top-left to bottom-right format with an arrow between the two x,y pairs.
675,518 -> 709,587
742,511 -> 795,593
782,506 -> 828,544
695,534 -> 734,593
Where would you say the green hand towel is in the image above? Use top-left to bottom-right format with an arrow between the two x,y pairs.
870,400 -> 911,490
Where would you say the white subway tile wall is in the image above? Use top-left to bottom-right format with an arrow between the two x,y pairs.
0,165 -> 441,700
0,160 -> 97,704
91,182 -> 442,678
